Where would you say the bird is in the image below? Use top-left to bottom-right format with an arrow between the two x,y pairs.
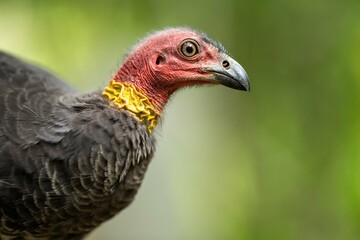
0,27 -> 249,239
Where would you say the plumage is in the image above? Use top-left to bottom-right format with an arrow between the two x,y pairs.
0,27 -> 249,239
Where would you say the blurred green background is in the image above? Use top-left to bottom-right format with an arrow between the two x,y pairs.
0,0 -> 359,239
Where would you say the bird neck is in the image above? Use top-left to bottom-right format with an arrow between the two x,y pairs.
113,54 -> 172,114
102,80 -> 160,132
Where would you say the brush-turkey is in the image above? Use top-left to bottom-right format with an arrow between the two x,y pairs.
0,27 -> 249,239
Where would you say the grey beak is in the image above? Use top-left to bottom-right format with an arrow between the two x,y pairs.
204,55 -> 250,92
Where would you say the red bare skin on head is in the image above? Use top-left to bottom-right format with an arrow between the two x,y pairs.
113,28 -> 223,113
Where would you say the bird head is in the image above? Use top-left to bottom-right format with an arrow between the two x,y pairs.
112,27 -> 249,110
104,27 -> 249,131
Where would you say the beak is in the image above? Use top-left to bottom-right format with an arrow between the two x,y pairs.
203,55 -> 250,92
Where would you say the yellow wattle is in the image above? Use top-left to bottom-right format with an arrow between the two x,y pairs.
102,80 -> 160,132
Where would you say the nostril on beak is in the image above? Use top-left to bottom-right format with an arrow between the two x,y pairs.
222,60 -> 230,69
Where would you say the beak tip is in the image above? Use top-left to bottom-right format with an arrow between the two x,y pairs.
240,82 -> 250,92
238,74 -> 250,92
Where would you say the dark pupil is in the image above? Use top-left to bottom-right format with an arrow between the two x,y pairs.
186,45 -> 193,54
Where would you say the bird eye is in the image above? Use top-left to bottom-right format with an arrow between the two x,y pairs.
179,40 -> 199,58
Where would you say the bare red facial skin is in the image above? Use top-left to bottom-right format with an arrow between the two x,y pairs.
113,28 -> 223,113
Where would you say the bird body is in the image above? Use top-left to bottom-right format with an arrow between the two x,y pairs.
0,28 -> 249,239
0,52 -> 156,239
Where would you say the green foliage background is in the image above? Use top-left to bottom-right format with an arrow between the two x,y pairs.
0,0 -> 359,239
